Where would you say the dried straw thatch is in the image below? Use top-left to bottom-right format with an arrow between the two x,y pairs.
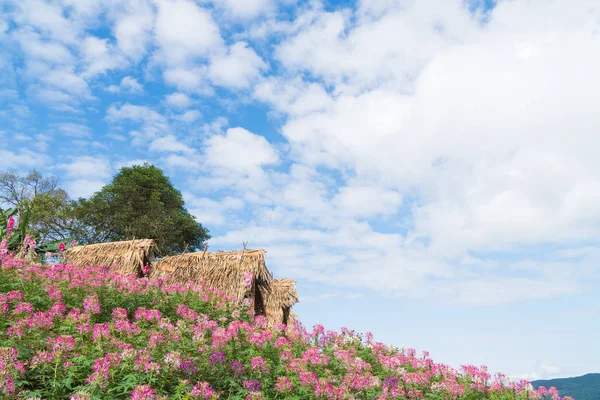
150,249 -> 273,303
63,239 -> 157,276
261,278 -> 299,327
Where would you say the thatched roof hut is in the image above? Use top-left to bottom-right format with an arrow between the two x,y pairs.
63,239 -> 157,276
150,249 -> 273,303
150,249 -> 300,327
261,278 -> 299,327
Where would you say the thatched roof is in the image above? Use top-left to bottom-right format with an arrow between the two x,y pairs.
63,239 -> 157,276
150,249 -> 273,302
262,278 -> 299,327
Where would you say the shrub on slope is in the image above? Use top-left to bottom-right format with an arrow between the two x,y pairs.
0,253 -> 571,399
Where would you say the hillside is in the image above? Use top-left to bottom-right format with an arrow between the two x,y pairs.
0,251 -> 572,399
532,374 -> 600,400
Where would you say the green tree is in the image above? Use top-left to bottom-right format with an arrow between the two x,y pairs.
73,164 -> 210,255
0,170 -> 75,246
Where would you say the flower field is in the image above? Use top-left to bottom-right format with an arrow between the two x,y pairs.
0,250 -> 571,399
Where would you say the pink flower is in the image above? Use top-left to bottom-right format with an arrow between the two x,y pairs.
83,294 -> 101,314
6,216 -> 14,233
131,384 -> 155,400
275,377 -> 293,393
58,243 -> 65,252
190,381 -> 218,398
244,271 -> 253,289
142,265 -> 151,275
70,391 -> 91,400
250,356 -> 269,373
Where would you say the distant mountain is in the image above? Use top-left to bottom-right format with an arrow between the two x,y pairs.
531,373 -> 600,400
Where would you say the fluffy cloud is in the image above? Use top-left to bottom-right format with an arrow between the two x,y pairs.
184,195 -> 245,226
80,35 -> 124,77
106,76 -> 144,94
56,156 -> 113,198
253,77 -> 334,117
333,185 -> 402,218
54,122 -> 92,138
174,110 -> 202,123
113,0 -> 154,61
165,92 -> 191,108
57,156 -> 112,180
0,148 -> 49,169
149,135 -> 195,155
211,0 -> 275,20
154,0 -> 223,65
208,42 -> 267,89
203,127 -> 279,173
106,103 -> 168,142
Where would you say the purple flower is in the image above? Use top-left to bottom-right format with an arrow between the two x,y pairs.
230,360 -> 243,375
384,376 -> 399,388
180,361 -> 197,375
210,351 -> 225,364
244,380 -> 261,392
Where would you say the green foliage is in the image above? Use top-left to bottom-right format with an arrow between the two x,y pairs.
1,169 -> 75,247
0,206 -> 32,252
72,164 -> 209,255
26,190 -> 78,246
532,373 -> 600,400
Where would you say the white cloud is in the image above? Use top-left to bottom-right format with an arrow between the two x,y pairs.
106,76 -> 144,94
57,156 -> 112,180
63,179 -> 106,199
211,0 -> 275,20
162,154 -> 200,170
113,0 -> 154,61
120,76 -> 144,93
333,185 -> 402,218
12,0 -> 79,44
208,42 -> 267,89
253,76 -> 334,117
185,195 -> 245,226
0,149 -> 49,169
203,127 -> 279,173
175,110 -> 202,123
275,1 -> 477,91
154,0 -> 223,65
14,29 -> 74,64
54,122 -> 92,138
106,103 -> 168,142
149,135 -> 195,154
43,68 -> 90,94
165,92 -> 191,108
163,66 -> 212,93
80,35 -> 124,77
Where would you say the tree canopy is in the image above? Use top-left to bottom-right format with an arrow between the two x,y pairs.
73,164 -> 210,255
0,170 -> 74,246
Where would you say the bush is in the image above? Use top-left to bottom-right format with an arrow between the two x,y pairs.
0,252 -> 570,400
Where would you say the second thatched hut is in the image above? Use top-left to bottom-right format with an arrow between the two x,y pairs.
150,249 -> 272,313
150,249 -> 299,326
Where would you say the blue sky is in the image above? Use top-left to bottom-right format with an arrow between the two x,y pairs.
1,0 -> 599,381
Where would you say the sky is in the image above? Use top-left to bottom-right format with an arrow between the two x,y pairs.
1,0 -> 599,381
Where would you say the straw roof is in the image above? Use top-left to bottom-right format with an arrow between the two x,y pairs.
262,278 -> 299,327
63,239 -> 157,276
150,249 -> 273,302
